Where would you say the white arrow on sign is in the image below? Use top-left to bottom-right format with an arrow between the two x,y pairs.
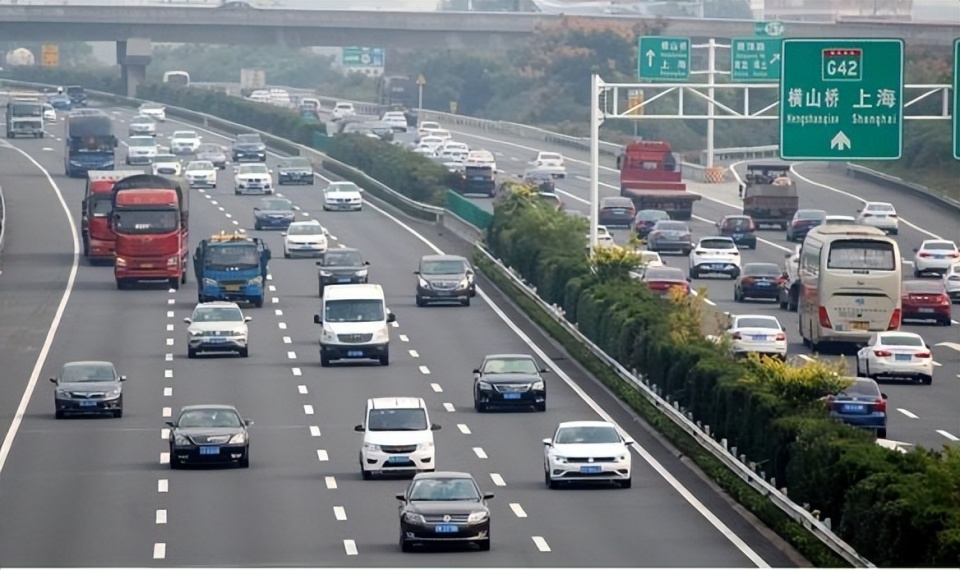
770,53 -> 781,64
830,131 -> 852,151
645,49 -> 655,67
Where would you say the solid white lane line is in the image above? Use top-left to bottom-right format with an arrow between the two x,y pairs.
310,426 -> 321,437
443,402 -> 456,412
897,408 -> 919,419
158,479 -> 168,493
304,405 -> 315,415
430,383 -> 443,392
268,285 -> 276,292
490,473 -> 506,487
232,220 -> 239,226
278,322 -> 287,330
167,299 -> 175,305
298,385 -> 308,394
275,309 -> 283,316
458,424 -> 471,434
283,336 -> 292,344
272,297 -> 279,304
162,407 -> 172,418
317,449 -> 329,461
409,349 -> 420,358
287,351 -> 297,359
163,387 -> 172,397
153,543 -> 166,559
165,338 -> 174,346
166,324 -> 174,331
473,447 -> 487,459
419,365 -> 431,374
399,334 -> 409,342
166,310 -> 174,318
156,509 -> 167,524
334,506 -> 347,521
797,354 -> 815,362
161,428 -> 169,439
510,503 -> 527,518
164,369 -> 173,378
532,536 -> 551,552
292,367 -> 302,376
935,341 -> 960,352
165,353 -> 173,362
343,540 -> 358,556
159,452 -> 170,464
325,476 -> 337,489
937,430 -> 960,442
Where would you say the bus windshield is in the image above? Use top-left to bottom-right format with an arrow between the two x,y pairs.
69,136 -> 114,153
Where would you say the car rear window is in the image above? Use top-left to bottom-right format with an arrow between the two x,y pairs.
601,198 -> 633,209
838,379 -> 880,398
699,239 -> 736,250
735,317 -> 780,329
743,263 -> 781,276
644,267 -> 684,281
636,210 -> 669,221
796,209 -> 826,220
924,241 -> 955,251
903,280 -> 946,294
879,334 -> 924,347
656,221 -> 687,231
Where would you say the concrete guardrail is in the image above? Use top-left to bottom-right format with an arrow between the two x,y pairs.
842,163 -> 960,213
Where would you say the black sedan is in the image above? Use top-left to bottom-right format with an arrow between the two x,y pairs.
397,471 -> 493,552
51,360 -> 126,419
317,247 -> 369,296
473,354 -> 547,412
253,197 -> 296,231
167,405 -> 252,469
277,156 -> 315,185
232,133 -> 266,162
734,262 -> 785,302
633,209 -> 670,239
785,209 -> 826,242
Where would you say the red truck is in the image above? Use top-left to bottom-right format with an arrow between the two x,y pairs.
111,174 -> 190,290
616,141 -> 701,221
82,170 -> 144,264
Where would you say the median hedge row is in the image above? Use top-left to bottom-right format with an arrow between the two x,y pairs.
484,188 -> 960,567
0,67 -> 125,95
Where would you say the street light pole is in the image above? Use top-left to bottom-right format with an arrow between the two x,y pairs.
589,73 -> 602,252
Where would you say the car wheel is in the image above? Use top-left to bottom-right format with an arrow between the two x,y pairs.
939,318 -> 952,326
399,530 -> 412,552
689,269 -> 698,279
188,347 -> 197,359
730,269 -> 740,280
416,295 -> 425,307
475,395 -> 486,412
320,354 -> 330,367
478,539 -> 491,551
283,249 -> 290,259
239,346 -> 249,358
113,408 -> 123,419
535,401 -> 546,412
55,410 -> 64,420
545,470 -> 559,489
855,359 -> 863,377
169,277 -> 179,290
922,375 -> 933,385
255,222 -> 261,231
913,268 -> 921,278
239,449 -> 250,468
461,297 -> 471,307
877,428 -> 887,439
620,478 -> 632,489
734,288 -> 742,302
379,351 -> 390,366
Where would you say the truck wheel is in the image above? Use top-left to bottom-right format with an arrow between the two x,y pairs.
181,270 -> 188,285
116,278 -> 128,290
169,277 -> 180,291
82,236 -> 90,258
254,296 -> 264,308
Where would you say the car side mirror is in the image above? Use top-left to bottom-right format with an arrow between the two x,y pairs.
245,419 -> 254,426
624,439 -> 634,446
363,261 -> 370,266
387,312 -> 396,323
912,248 -> 918,253
119,375 -> 127,382
244,316 -> 253,322
784,252 -> 792,258
856,209 -> 862,213
925,344 -> 931,349
881,393 -> 888,400
430,423 -> 441,431
314,314 -> 322,324
413,270 -> 420,275
49,377 -> 57,383
483,493 -> 495,500
280,232 -> 287,237
542,438 -> 552,446
253,207 -> 260,211
540,368 -> 549,374
686,277 -> 692,283
183,317 -> 192,324
315,261 -> 324,266
395,493 -> 405,501
165,421 -> 176,428
354,425 -> 364,432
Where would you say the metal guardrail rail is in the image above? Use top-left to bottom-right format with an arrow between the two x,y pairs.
842,163 -> 960,213
474,244 -> 874,568
0,184 -> 6,273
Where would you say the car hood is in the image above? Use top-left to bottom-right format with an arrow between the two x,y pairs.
551,442 -> 627,457
172,138 -> 199,144
186,170 -> 216,177
129,147 -> 157,154
286,234 -> 326,244
421,272 -> 466,283
364,430 -> 433,446
281,166 -> 313,172
321,264 -> 364,272
408,501 -> 486,515
237,172 -> 269,179
154,161 -> 179,167
57,381 -> 120,393
326,190 -> 361,198
257,209 -> 295,217
478,372 -> 540,384
234,143 -> 265,150
198,152 -> 226,159
175,426 -> 244,444
189,322 -> 247,333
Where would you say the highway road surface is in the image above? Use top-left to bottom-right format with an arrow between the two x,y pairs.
0,107 -> 802,567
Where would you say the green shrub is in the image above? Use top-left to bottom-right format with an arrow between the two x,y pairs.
0,66 -> 124,95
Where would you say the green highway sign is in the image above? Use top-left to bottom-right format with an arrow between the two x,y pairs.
954,38 -> 959,160
731,38 -> 782,82
754,21 -> 785,38
341,47 -> 384,68
780,39 -> 904,161
638,36 -> 691,81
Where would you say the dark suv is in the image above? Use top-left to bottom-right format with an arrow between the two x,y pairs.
717,215 -> 757,249
415,254 -> 476,307
316,248 -> 369,296
232,133 -> 267,162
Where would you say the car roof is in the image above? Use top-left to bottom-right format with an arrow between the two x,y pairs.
734,314 -> 781,325
864,201 -> 894,207
63,360 -> 115,369
877,331 -> 922,340
195,301 -> 241,309
556,420 -> 616,429
180,404 -> 240,413
328,246 -> 360,254
323,283 -> 383,300
699,236 -> 735,242
483,353 -> 535,360
289,219 -> 322,226
921,239 -> 956,246
412,471 -> 475,480
421,254 -> 466,262
369,397 -> 425,410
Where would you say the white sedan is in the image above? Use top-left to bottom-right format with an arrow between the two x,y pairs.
689,237 -> 742,279
234,164 -> 273,195
331,102 -> 355,121
184,160 -> 218,189
418,121 -> 442,137
856,331 -> 933,384
380,111 -> 408,131
944,263 -> 960,301
912,239 -> 959,277
322,181 -> 363,212
169,130 -> 202,155
152,154 -> 182,176
139,104 -> 166,122
531,152 -> 566,178
726,314 -> 787,359
543,421 -> 633,489
418,136 -> 445,153
282,220 -> 328,258
42,104 -> 56,123
855,201 -> 899,234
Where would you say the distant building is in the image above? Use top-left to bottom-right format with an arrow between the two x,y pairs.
759,0 -> 913,22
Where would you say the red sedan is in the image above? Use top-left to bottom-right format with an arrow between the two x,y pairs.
901,280 -> 952,326
640,266 -> 691,298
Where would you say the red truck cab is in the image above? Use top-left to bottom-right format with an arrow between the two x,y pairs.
617,141 -> 701,221
82,170 -> 144,264
111,174 -> 190,290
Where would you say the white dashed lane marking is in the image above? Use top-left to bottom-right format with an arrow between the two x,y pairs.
532,536 -> 551,552
225,213 -> 232,218
165,353 -> 173,362
167,299 -> 175,305
287,351 -> 297,359
303,405 -> 314,415
159,452 -> 170,464
897,408 -> 919,419
399,334 -> 409,342
430,383 -> 443,393
275,309 -> 283,316
292,367 -> 302,376
161,429 -> 169,439
165,338 -> 174,346
283,336 -> 292,344
278,322 -> 287,330
272,297 -> 279,304
153,543 -> 166,560
937,430 -> 960,442
510,503 -> 527,518
409,350 -> 419,358
166,324 -> 173,332
158,479 -> 168,493
473,447 -> 488,459
343,540 -> 358,556
161,407 -> 171,418
390,320 -> 399,328
490,473 -> 506,487
298,385 -> 308,395
164,370 -> 172,378
310,426 -> 321,437
419,365 -> 431,375
325,476 -> 337,489
166,311 -> 174,318
443,402 -> 456,412
163,387 -> 172,397
334,506 -> 347,521
155,509 -> 167,524
268,285 -> 276,292
316,449 -> 329,461
457,424 -> 471,434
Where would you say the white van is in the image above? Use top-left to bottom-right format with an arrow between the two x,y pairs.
355,397 -> 441,479
314,284 -> 394,366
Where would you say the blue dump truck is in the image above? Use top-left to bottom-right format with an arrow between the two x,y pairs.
193,232 -> 270,307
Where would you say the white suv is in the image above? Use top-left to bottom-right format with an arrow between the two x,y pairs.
689,236 -> 742,279
355,397 -> 440,479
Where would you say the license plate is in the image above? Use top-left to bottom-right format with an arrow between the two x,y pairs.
842,404 -> 865,413
733,233 -> 744,239
199,446 -> 220,456
78,400 -> 97,407
347,350 -> 363,357
756,281 -> 771,287
387,455 -> 406,463
503,392 -> 521,400
337,278 -> 350,283
208,338 -> 227,344
711,264 -> 726,270
850,321 -> 869,331
918,308 -> 934,313
895,354 -> 911,361
225,285 -> 241,292
435,525 -> 458,533
580,465 -> 602,474
751,335 -> 767,341
141,263 -> 154,268
933,255 -> 945,259
613,209 -> 625,214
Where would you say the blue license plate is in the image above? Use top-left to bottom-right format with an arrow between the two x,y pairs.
78,400 -> 97,407
751,335 -> 767,341
337,278 -> 350,283
842,404 -> 865,413
435,525 -> 458,533
933,255 -> 945,259
580,465 -> 602,474
895,354 -> 911,361
756,281 -> 771,286
711,264 -> 726,270
387,455 -> 406,463
347,350 -> 364,357
918,308 -> 934,313
733,233 -> 744,239
503,392 -> 521,400
199,446 -> 220,456
208,338 -> 227,344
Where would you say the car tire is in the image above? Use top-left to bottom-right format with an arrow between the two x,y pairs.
913,268 -> 921,278
730,269 -> 740,280
283,249 -> 290,259
416,295 -> 425,307
379,351 -> 390,366
188,347 -> 197,359
461,297 -> 471,307
170,454 -> 182,470
689,268 -> 699,280
320,354 -> 330,367
939,318 -> 952,326
535,401 -> 546,412
239,346 -> 249,358
169,277 -> 179,290
113,408 -> 123,419
239,450 -> 250,469
855,359 -> 863,377
877,428 -> 887,439
545,470 -> 559,489
620,478 -> 632,489
474,397 -> 486,413
478,539 -> 491,552
922,375 -> 933,385
734,288 -> 742,302
399,531 -> 412,552
255,222 -> 261,231
55,410 -> 64,420
181,270 -> 187,285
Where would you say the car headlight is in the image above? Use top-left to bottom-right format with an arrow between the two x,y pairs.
319,270 -> 332,277
531,380 -> 544,390
107,388 -> 122,397
418,441 -> 434,450
321,328 -> 337,342
174,435 -> 190,446
550,455 -> 567,464
189,329 -> 203,337
403,512 -> 425,524
202,278 -> 217,287
355,269 -> 368,277
167,256 -> 179,268
477,380 -> 492,390
115,257 -> 127,267
363,442 -> 380,452
417,277 -> 429,288
458,278 -> 469,288
247,276 -> 263,286
467,511 -> 488,524
55,389 -> 69,397
230,328 -> 246,337
228,433 -> 247,444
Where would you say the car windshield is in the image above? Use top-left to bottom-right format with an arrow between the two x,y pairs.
879,334 -> 924,347
796,210 -> 826,220
837,380 -> 880,399
700,239 -> 736,250
240,165 -> 268,175
636,210 -> 669,221
657,222 -> 687,231
722,217 -> 752,229
61,363 -> 115,383
237,135 -> 261,144
198,144 -> 222,153
187,162 -> 214,171
132,116 -> 153,124
645,267 -> 685,281
421,259 -> 467,275
324,299 -> 384,323
924,241 -> 955,251
155,154 -> 177,162
481,357 -> 539,374
540,153 -> 562,161
173,132 -> 196,139
601,199 -> 632,209
177,409 -> 242,428
328,183 -> 360,193
204,245 -> 260,269
129,138 -> 154,147
322,251 -> 363,266
367,408 -> 427,431
288,224 -> 324,236
192,307 -> 243,322
735,317 -> 780,329
283,158 -> 311,168
408,478 -> 480,501
555,425 -> 620,444
744,263 -> 781,277
261,199 -> 292,211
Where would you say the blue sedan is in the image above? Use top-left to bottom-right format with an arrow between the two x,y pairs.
253,197 -> 296,231
826,377 -> 888,439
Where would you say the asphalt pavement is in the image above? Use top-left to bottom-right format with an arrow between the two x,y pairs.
0,108 -> 802,567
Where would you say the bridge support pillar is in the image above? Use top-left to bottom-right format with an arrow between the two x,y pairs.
116,38 -> 152,98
